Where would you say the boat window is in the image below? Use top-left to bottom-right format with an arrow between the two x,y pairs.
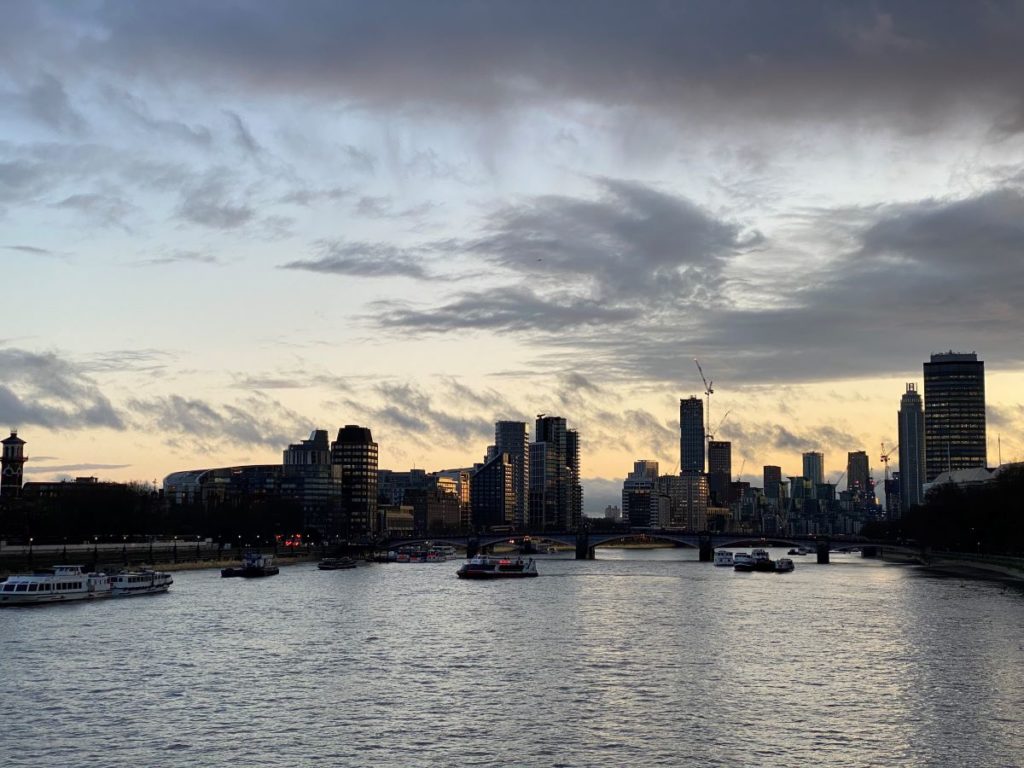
1,584 -> 13,592
28,584 -> 37,592
15,584 -> 28,592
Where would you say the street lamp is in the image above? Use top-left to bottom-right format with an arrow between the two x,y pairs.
28,537 -> 33,567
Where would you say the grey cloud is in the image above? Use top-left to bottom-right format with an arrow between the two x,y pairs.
53,192 -> 137,228
0,348 -> 125,430
134,250 -> 220,267
278,186 -> 350,206
282,240 -> 436,280
177,170 -> 254,229
128,393 -> 304,449
24,73 -> 86,134
25,463 -> 132,474
224,110 -> 262,157
29,2 -> 1017,133
4,244 -> 59,257
366,382 -> 494,447
102,86 -> 212,146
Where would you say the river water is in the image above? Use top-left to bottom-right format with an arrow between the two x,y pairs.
1,548 -> 1022,767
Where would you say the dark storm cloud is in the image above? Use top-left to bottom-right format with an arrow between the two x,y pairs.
8,1 -> 1017,131
373,178 -> 745,332
0,348 -> 125,430
281,240 -> 436,280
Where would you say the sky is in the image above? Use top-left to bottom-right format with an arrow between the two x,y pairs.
3,1 -> 1024,513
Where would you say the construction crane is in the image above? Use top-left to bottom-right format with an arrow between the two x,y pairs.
880,442 -> 898,483
710,409 -> 732,442
736,457 -> 746,483
694,358 -> 714,442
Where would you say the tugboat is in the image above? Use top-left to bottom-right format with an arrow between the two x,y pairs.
456,555 -> 539,579
221,551 -> 279,578
775,557 -> 795,573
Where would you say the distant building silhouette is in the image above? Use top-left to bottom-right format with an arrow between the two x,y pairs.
331,425 -> 378,539
282,429 -> 341,536
622,460 -> 659,527
679,396 -> 705,473
847,451 -> 870,494
802,451 -> 824,487
763,465 -> 782,501
470,452 -> 515,530
530,416 -> 581,530
898,382 -> 925,512
707,440 -> 731,505
495,421 -> 530,528
1,430 -> 27,498
924,351 -> 986,482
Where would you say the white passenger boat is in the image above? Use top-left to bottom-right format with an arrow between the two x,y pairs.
456,555 -> 539,579
733,552 -> 754,571
109,569 -> 173,596
714,550 -> 734,566
0,565 -> 112,605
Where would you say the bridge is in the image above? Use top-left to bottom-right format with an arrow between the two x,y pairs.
383,529 -> 869,564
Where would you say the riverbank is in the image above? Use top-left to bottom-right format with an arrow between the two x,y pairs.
881,547 -> 1024,582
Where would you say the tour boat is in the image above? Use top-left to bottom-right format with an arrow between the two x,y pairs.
714,550 -> 734,566
318,557 -> 357,570
733,552 -> 754,571
456,555 -> 539,579
221,551 -> 279,578
788,547 -> 810,556
0,565 -> 112,605
109,568 -> 173,596
775,558 -> 795,573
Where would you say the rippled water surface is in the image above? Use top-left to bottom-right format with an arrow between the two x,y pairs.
2,549 -> 1023,767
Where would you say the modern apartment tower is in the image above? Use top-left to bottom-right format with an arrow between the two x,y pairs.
898,383 -> 925,511
680,396 -> 705,473
470,452 -> 516,530
282,429 -> 342,536
847,451 -> 870,495
495,420 -> 529,529
923,352 -> 986,481
530,416 -> 581,530
763,465 -> 782,500
802,451 -> 824,486
622,460 -> 659,528
331,425 -> 379,538
707,440 -> 732,506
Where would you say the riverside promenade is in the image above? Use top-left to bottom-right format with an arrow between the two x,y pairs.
882,546 -> 1024,581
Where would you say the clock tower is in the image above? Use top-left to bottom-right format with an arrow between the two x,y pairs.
1,430 -> 27,498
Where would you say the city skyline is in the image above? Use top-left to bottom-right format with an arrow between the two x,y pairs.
4,3 -> 1024,513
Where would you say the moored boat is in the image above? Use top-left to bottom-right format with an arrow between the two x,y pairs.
714,550 -> 734,566
222,551 -> 279,578
456,555 -> 539,579
733,552 -> 754,571
0,565 -> 112,605
318,557 -> 357,570
109,568 -> 173,596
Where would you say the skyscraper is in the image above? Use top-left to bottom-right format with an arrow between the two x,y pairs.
331,425 -> 379,539
763,465 -> 782,500
530,415 -> 580,530
898,383 -> 925,511
802,451 -> 824,486
495,420 -> 529,529
470,452 -> 515,530
680,396 -> 705,473
707,440 -> 731,506
622,460 -> 659,528
924,351 -> 986,481
282,429 -> 341,536
847,451 -> 870,494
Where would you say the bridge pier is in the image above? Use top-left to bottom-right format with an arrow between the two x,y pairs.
698,533 -> 714,562
575,531 -> 594,560
816,540 -> 830,565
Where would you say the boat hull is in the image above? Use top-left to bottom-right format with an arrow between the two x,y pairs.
456,569 -> 538,579
221,567 -> 280,578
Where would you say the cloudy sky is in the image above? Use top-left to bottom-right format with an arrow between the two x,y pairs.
3,1 -> 1024,511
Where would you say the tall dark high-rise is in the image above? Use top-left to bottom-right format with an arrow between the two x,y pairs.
331,425 -> 379,538
679,396 -> 705,473
707,440 -> 731,506
923,351 -> 986,481
530,416 -> 578,530
566,428 -> 582,529
495,421 -> 529,529
898,383 -> 925,511
847,451 -> 870,494
763,465 -> 782,500
470,451 -> 516,531
802,451 -> 824,486
282,429 -> 341,536
1,430 -> 27,499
